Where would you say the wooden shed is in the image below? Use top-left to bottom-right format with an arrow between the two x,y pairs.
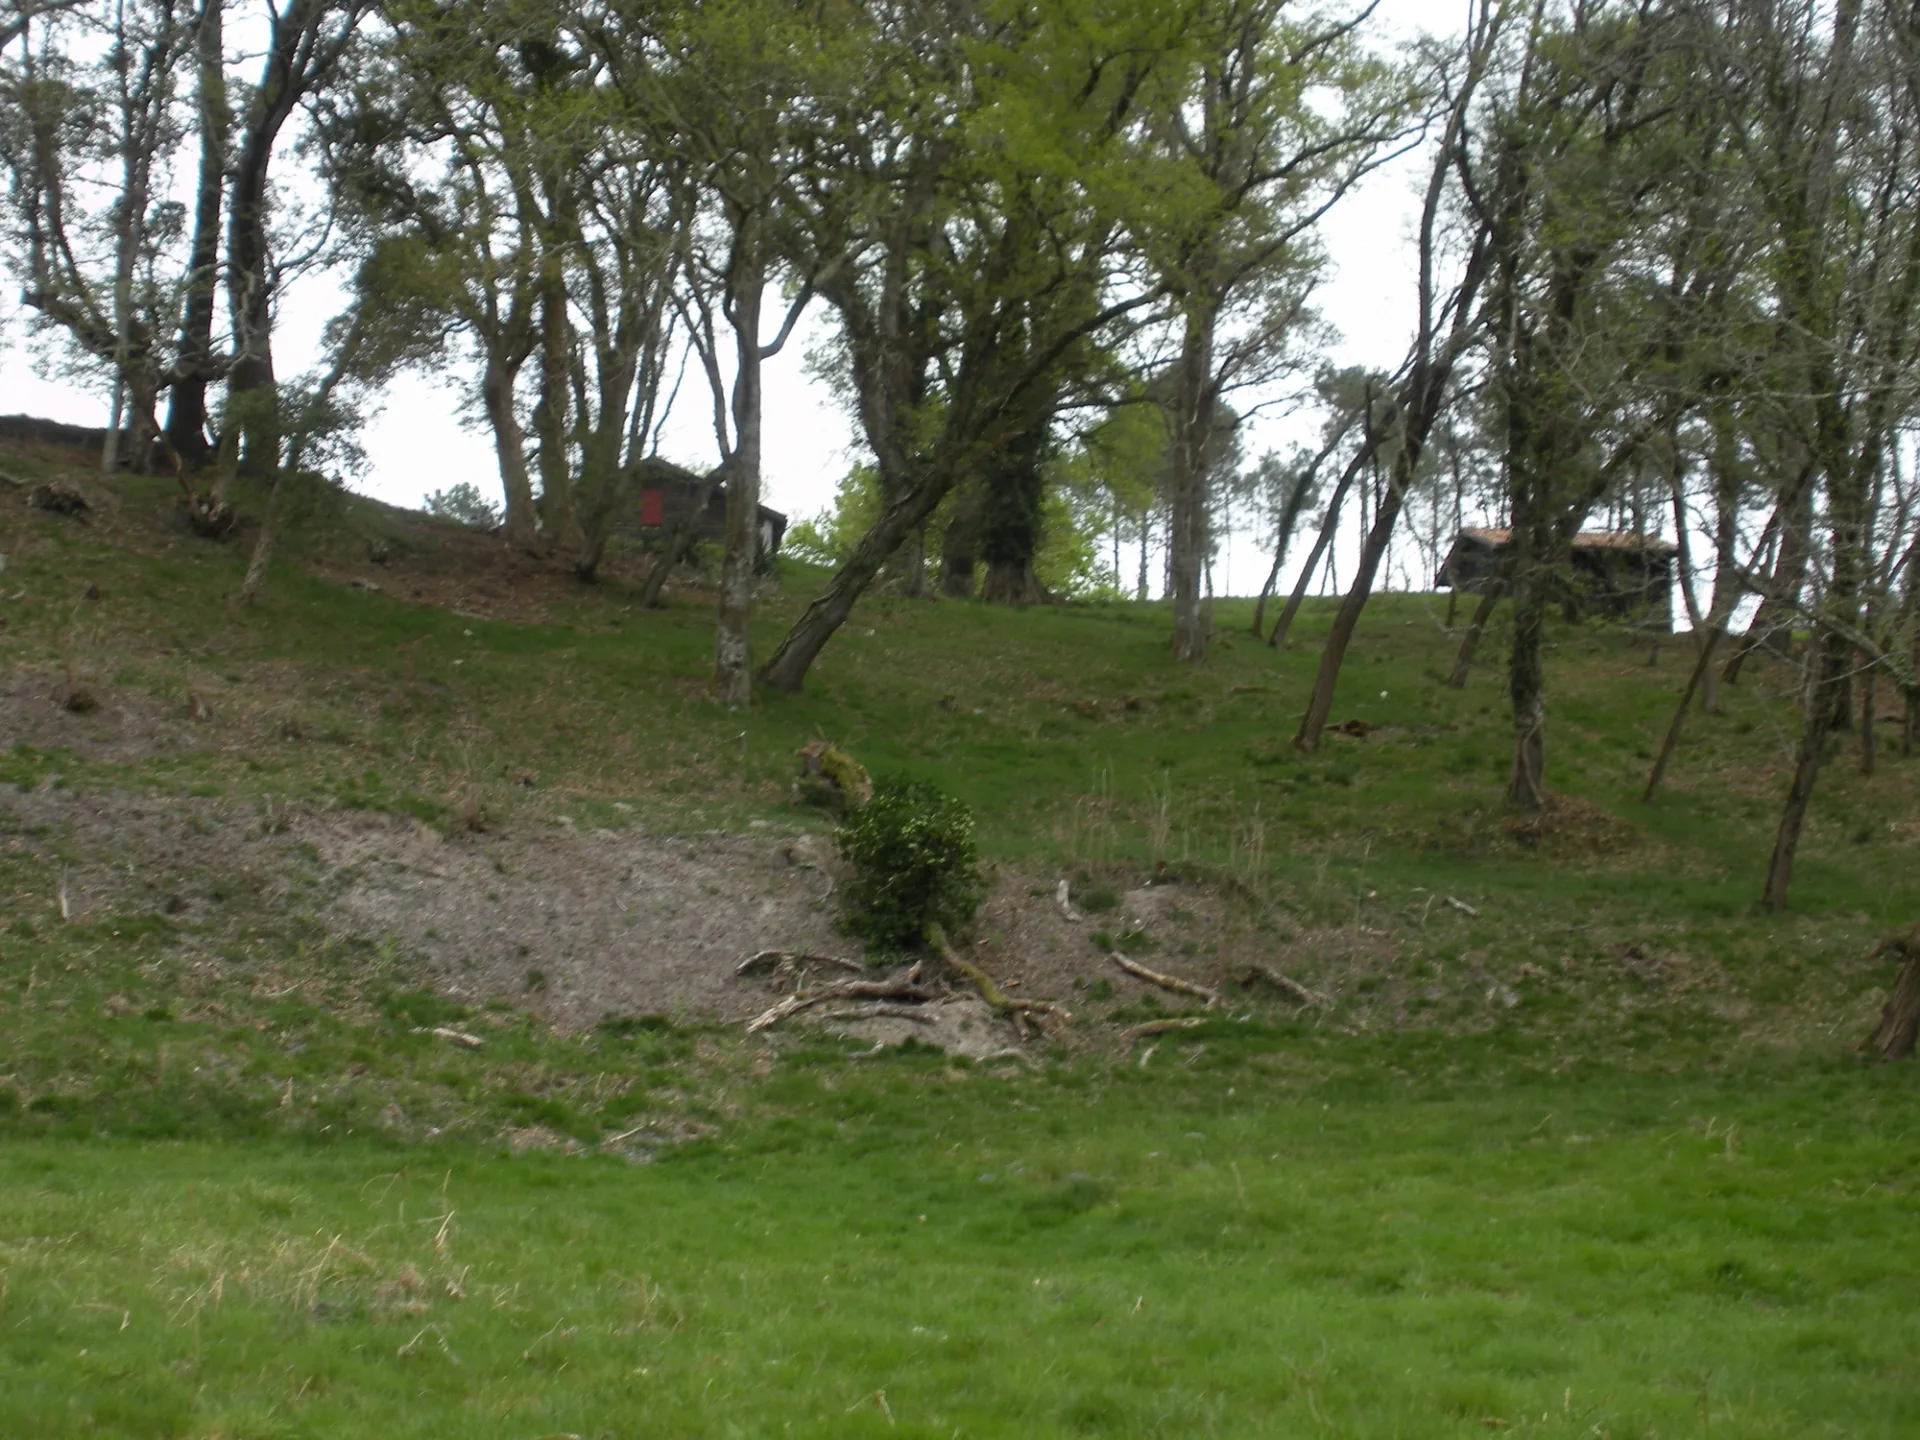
1438,527 -> 1676,628
618,456 -> 787,563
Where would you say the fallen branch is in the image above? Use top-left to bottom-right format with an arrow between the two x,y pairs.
1111,951 -> 1219,1008
736,948 -> 865,976
1444,895 -> 1480,918
929,925 -> 1057,1018
745,979 -> 937,1033
976,1048 -> 1036,1068
1240,964 -> 1327,1008
814,1004 -> 936,1024
1124,1017 -> 1208,1042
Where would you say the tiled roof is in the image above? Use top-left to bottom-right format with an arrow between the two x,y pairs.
1454,527 -> 1676,556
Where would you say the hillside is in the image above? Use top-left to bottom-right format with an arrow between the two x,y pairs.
3,433 -> 1919,1438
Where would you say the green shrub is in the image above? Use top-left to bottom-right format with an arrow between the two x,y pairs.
836,778 -> 985,954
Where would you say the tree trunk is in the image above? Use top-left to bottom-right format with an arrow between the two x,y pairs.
1860,924 -> 1920,1060
1860,666 -> 1877,776
483,355 -> 539,549
940,480 -> 982,598
1642,624 -> 1724,802
1725,464 -> 1814,683
714,248 -> 765,707
240,475 -> 279,603
640,463 -> 728,608
1448,579 -> 1505,687
760,464 -> 960,692
979,421 -> 1048,605
1169,304 -> 1216,662
532,272 -> 575,545
1506,578 -> 1549,809
901,524 -> 929,599
1761,629 -> 1848,909
1268,446 -> 1366,649
1294,478 -> 1410,752
164,0 -> 228,467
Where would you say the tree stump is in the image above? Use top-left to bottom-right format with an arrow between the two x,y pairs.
1860,923 -> 1920,1061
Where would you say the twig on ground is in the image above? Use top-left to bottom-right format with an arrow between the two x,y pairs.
1111,951 -> 1219,1008
415,1026 -> 484,1050
736,949 -> 865,976
1445,896 -> 1480,917
1124,1017 -> 1209,1042
1240,964 -> 1327,1007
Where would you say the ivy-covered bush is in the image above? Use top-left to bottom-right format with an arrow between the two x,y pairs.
835,778 -> 985,953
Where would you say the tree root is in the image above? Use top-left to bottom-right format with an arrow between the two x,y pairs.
1110,951 -> 1219,1008
928,926 -> 1058,1020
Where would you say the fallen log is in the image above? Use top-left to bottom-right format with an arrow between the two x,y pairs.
1110,951 -> 1219,1008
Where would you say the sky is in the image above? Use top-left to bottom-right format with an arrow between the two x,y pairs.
0,0 -> 1460,599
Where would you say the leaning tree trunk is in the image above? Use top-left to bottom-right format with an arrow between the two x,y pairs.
1448,579 -> 1505,688
1642,624 -> 1726,802
1294,471 -> 1410,752
1761,628 -> 1849,909
1860,922 -> 1920,1061
760,465 -> 960,692
1268,446 -> 1367,649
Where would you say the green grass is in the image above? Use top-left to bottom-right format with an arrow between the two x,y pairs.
2,447 -> 1918,1436
3,1038 -> 1916,1438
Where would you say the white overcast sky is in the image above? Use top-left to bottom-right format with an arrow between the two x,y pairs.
0,0 -> 1464,597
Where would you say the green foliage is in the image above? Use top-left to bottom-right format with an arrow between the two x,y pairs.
424,481 -> 502,530
835,778 -> 985,953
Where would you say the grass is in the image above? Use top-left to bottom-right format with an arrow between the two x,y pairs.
1,445 -> 1918,1435
3,1037 -> 1916,1438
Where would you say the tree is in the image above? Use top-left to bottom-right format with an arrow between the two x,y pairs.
757,0 -> 1178,693
1,0 -> 194,471
1733,0 -> 1920,907
1290,1 -> 1513,748
1138,0 -> 1415,662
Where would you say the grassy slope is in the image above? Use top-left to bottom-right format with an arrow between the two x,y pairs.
1,452 -> 1917,1436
